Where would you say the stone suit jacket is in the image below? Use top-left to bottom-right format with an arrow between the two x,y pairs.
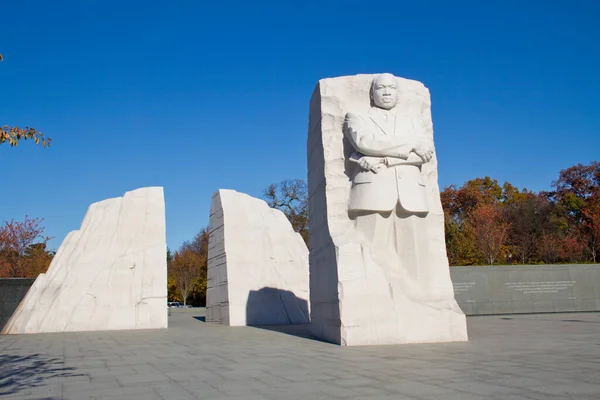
343,107 -> 433,213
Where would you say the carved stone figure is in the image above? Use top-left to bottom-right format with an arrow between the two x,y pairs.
344,72 -> 435,281
307,73 -> 468,346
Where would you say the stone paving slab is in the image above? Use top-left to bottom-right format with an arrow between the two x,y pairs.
1,309 -> 599,399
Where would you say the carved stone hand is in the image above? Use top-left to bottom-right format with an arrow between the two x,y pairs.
358,156 -> 385,173
413,142 -> 433,163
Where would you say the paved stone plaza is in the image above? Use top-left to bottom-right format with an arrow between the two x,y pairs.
1,309 -> 599,400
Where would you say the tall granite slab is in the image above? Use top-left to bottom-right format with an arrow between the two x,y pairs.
308,74 -> 468,345
451,264 -> 600,315
206,189 -> 309,326
2,187 -> 167,334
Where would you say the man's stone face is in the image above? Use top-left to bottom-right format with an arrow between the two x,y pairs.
371,74 -> 398,110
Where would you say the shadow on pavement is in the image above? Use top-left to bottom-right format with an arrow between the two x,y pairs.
250,323 -> 337,344
246,287 -> 309,326
251,323 -> 316,340
193,311 -> 325,343
0,354 -> 86,397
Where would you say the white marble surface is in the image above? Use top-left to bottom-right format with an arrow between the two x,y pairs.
307,73 -> 468,346
2,187 -> 167,334
206,189 -> 309,326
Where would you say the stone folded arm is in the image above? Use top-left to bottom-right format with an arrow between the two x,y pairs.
385,154 -> 426,166
344,112 -> 433,159
344,112 -> 413,158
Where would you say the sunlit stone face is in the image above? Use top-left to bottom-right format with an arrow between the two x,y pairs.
371,73 -> 399,110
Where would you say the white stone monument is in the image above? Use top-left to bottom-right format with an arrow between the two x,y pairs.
2,187 -> 168,334
206,189 -> 309,326
307,73 -> 468,345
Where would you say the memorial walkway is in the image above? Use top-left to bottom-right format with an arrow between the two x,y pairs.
1,309 -> 599,399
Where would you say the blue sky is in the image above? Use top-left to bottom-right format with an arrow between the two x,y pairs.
1,0 -> 599,252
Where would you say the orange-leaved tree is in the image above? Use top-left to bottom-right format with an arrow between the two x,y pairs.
441,177 -> 505,265
551,161 -> 600,262
169,248 -> 199,307
465,203 -> 510,265
502,192 -> 555,264
168,228 -> 209,306
0,216 -> 53,277
581,191 -> 600,262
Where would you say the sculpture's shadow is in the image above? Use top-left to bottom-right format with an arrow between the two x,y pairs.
0,353 -> 86,397
246,287 -> 309,326
245,287 -> 319,341
252,323 -> 316,341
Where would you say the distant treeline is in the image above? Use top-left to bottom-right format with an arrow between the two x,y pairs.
3,162 -> 598,307
263,162 -> 600,267
442,161 -> 599,265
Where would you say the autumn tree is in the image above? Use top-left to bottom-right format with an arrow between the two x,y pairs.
441,177 -> 505,265
0,53 -> 50,147
443,213 -> 478,266
23,243 -> 55,277
183,228 -> 209,306
441,186 -> 479,265
443,177 -> 503,217
0,216 -> 53,277
537,232 -> 584,264
465,203 -> 510,265
263,179 -> 309,244
169,249 -> 199,307
538,233 -> 560,264
167,228 -> 209,306
551,161 -> 600,262
503,192 -> 555,263
581,191 -> 600,262
166,248 -> 180,302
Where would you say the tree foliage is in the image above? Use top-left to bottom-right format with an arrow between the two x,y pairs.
441,177 -> 509,265
465,203 -> 510,265
0,216 -> 54,277
503,192 -> 555,264
442,162 -> 599,265
263,179 -> 309,244
550,162 -> 600,262
1,126 -> 51,147
0,53 -> 50,147
167,227 -> 209,306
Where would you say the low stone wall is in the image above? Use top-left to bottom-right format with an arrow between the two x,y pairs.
450,264 -> 600,315
0,278 -> 35,331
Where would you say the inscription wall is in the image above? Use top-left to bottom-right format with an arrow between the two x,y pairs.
450,264 -> 600,315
